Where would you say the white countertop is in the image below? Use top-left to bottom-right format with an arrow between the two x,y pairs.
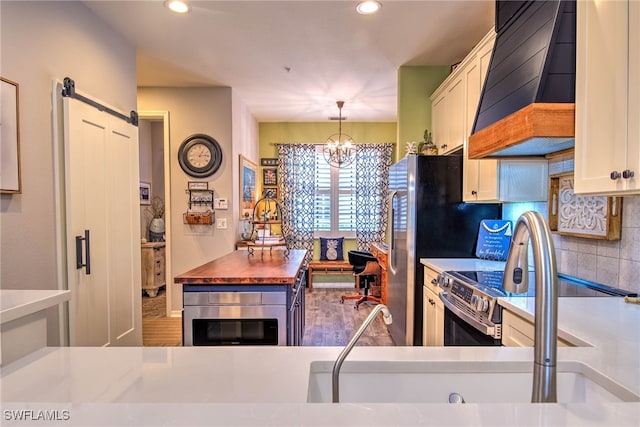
0,289 -> 71,324
2,263 -> 640,426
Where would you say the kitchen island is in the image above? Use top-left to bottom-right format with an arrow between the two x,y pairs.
2,257 -> 640,425
174,249 -> 307,346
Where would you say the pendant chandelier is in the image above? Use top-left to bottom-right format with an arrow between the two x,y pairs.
323,101 -> 355,168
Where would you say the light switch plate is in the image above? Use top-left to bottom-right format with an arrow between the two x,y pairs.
216,218 -> 227,229
214,198 -> 228,209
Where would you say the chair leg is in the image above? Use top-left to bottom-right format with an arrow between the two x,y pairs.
352,277 -> 381,309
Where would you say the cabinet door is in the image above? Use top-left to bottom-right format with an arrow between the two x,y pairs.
575,0 -> 630,194
442,76 -> 465,155
463,59 -> 482,201
463,34 -> 499,202
628,0 -> 640,191
431,93 -> 446,155
433,296 -> 444,346
423,290 -> 436,346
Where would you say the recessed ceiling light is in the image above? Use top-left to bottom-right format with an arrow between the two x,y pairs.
356,1 -> 382,15
164,0 -> 191,14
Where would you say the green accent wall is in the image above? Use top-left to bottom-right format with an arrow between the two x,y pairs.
397,66 -> 450,159
259,122 -> 397,159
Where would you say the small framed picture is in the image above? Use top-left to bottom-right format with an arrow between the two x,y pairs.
240,155 -> 257,219
262,187 -> 278,199
188,181 -> 209,190
263,168 -> 277,186
140,182 -> 151,205
260,158 -> 278,167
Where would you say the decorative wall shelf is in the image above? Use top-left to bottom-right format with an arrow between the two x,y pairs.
183,189 -> 215,225
548,173 -> 621,240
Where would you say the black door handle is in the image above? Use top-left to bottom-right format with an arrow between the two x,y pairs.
75,229 -> 91,274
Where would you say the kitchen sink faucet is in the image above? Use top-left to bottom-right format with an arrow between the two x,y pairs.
332,304 -> 393,403
503,211 -> 558,403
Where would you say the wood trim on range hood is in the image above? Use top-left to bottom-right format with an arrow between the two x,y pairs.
468,103 -> 575,159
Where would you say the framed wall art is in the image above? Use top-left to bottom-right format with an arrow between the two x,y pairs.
262,187 -> 278,199
239,155 -> 257,219
1,77 -> 21,194
140,182 -> 151,205
260,158 -> 278,167
548,172 -> 621,240
263,168 -> 277,186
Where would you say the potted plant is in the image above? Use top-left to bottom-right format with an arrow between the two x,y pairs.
419,129 -> 437,155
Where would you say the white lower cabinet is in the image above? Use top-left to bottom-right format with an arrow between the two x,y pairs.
423,266 -> 444,346
501,310 -> 574,347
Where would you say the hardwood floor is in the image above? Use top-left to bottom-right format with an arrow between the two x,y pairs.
142,288 -> 394,347
302,289 -> 394,346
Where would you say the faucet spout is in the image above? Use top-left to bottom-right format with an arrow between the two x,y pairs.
332,304 -> 392,403
502,211 -> 558,403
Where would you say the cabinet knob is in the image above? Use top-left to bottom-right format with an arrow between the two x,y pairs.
622,169 -> 635,179
471,190 -> 477,196
428,298 -> 436,306
440,144 -> 448,150
610,171 -> 621,180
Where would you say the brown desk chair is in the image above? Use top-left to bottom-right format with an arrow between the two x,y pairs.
340,250 -> 381,309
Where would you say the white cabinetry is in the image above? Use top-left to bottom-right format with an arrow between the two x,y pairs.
431,75 -> 465,155
502,310 -> 574,347
575,0 -> 640,195
431,29 -> 549,202
430,33 -> 481,156
423,266 -> 444,346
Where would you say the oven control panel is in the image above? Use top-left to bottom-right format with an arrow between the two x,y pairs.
436,271 -> 503,339
437,272 -> 496,316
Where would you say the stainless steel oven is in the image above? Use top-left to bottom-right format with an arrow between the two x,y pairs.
183,290 -> 288,346
437,270 -> 630,347
438,271 -> 503,346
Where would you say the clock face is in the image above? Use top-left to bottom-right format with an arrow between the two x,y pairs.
186,143 -> 212,168
178,134 -> 223,178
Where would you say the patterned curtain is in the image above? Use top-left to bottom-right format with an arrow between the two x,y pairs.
355,143 -> 394,251
277,144 -> 316,265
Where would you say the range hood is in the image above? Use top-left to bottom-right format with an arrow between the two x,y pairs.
468,0 -> 576,159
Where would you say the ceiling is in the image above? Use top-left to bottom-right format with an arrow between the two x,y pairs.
84,1 -> 495,122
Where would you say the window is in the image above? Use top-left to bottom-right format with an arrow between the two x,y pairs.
314,146 -> 356,237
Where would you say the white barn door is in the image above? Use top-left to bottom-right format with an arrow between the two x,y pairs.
63,96 -> 141,347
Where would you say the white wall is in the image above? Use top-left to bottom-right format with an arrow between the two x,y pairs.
0,1 -> 137,344
138,87 -> 259,313
232,89 -> 260,239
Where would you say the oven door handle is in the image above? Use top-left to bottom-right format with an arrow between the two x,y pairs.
439,293 -> 499,339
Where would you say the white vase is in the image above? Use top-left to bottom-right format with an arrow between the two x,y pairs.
149,218 -> 165,242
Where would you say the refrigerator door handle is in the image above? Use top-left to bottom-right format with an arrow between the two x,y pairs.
388,190 -> 398,275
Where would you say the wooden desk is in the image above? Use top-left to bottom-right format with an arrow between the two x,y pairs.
370,242 -> 389,304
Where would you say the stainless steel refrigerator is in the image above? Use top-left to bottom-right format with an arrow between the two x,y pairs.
386,154 -> 501,346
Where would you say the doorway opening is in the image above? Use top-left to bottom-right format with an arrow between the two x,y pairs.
138,111 -> 181,346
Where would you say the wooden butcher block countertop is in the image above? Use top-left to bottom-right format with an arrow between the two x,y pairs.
174,249 -> 307,286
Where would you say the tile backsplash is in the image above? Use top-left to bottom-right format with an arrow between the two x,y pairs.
502,158 -> 640,294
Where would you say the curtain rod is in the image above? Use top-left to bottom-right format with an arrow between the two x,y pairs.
61,77 -> 138,126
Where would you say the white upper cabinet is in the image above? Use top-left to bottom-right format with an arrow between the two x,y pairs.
431,74 -> 464,155
432,29 -> 549,202
575,0 -> 640,195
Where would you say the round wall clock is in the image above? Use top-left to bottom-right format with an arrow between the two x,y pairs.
177,134 -> 223,178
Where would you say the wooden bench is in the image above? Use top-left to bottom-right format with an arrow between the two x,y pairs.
307,260 -> 357,292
